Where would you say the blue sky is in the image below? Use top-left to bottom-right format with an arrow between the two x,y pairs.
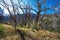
0,0 -> 60,15
28,0 -> 60,14
17,0 -> 60,14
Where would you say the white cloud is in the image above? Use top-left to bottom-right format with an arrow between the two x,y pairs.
18,8 -> 23,14
4,8 -> 9,14
55,8 -> 59,10
4,0 -> 11,5
0,5 -> 9,16
0,0 -> 24,15
0,5 -> 4,9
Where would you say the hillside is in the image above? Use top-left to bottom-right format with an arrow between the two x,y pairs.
0,24 -> 60,40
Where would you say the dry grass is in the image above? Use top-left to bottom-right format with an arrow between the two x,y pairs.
2,24 -> 16,35
0,24 -> 60,40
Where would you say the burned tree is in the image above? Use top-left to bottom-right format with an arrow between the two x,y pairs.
0,7 -> 3,23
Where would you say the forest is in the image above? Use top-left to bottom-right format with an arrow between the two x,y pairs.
0,0 -> 60,40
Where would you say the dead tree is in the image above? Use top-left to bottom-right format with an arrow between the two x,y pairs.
2,0 -> 25,40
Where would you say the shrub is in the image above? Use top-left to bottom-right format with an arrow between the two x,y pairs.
0,24 -> 5,38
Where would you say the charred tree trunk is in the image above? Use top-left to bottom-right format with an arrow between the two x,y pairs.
16,29 -> 25,40
35,12 -> 40,30
0,16 -> 3,23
